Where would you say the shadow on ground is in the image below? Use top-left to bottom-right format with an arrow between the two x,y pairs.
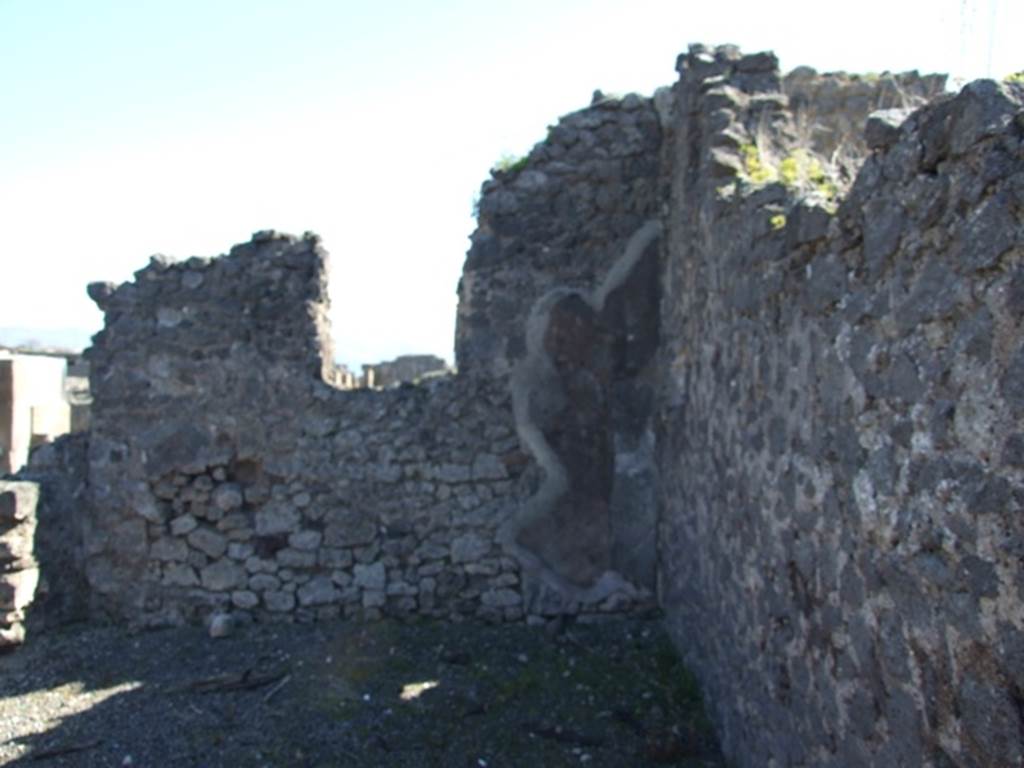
0,617 -> 725,767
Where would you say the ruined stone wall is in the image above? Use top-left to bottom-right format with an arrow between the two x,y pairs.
456,90 -> 664,378
456,91 -> 667,612
457,43 -> 1021,767
362,354 -> 450,389
81,234 -> 521,625
15,433 -> 91,629
656,46 -> 1024,767
782,67 -> 947,162
0,481 -> 40,648
17,40 -> 1024,768
41,82 -> 675,634
78,232 -> 650,628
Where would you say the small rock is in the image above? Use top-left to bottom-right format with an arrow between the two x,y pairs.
289,530 -> 322,551
170,514 -> 198,536
264,590 -> 295,612
156,307 -> 182,328
865,108 -> 911,151
297,576 -> 339,607
276,548 -> 316,568
207,612 -> 233,638
353,562 -> 386,590
200,561 -> 246,591
451,533 -> 490,564
188,527 -> 228,559
162,563 -> 199,587
231,590 -> 259,610
481,588 -> 521,608
227,542 -> 254,561
255,504 -> 300,536
86,281 -> 116,307
471,454 -> 507,483
212,483 -> 244,512
248,573 -> 281,592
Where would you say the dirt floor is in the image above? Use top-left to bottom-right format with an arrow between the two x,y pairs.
0,615 -> 726,767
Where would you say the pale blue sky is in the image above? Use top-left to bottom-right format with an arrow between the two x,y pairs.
1,0 -> 1018,368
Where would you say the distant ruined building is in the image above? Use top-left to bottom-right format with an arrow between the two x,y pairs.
3,44 -> 1023,767
0,349 -> 89,476
329,354 -> 452,390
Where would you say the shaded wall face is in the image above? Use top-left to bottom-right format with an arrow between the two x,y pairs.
658,47 -> 1024,768
13,433 -> 91,630
454,94 -> 666,611
514,236 -> 662,592
520,292 -> 615,587
0,481 -> 40,649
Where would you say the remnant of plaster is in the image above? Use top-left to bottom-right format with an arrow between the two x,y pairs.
501,220 -> 662,607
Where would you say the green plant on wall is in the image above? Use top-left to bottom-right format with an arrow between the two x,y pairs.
1005,72 -> 1024,84
493,153 -> 529,174
740,143 -> 776,185
739,140 -> 839,212
778,149 -> 838,203
778,154 -> 801,187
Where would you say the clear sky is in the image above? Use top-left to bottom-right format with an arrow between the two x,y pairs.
0,0 -> 1018,368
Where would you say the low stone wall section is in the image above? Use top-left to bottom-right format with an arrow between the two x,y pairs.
77,232 -> 652,627
130,378 -> 539,626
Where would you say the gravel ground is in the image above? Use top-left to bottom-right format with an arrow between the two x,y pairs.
0,615 -> 725,767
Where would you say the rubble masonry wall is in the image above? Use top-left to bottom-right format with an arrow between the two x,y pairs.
656,47 -> 1024,767
15,42 -> 1024,768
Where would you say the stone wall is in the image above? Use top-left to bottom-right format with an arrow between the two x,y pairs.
15,40 -> 1024,767
782,67 -> 947,161
0,481 -> 39,649
15,433 -> 90,629
76,231 -> 651,628
456,89 -> 664,378
456,91 -> 666,610
453,42 -> 1022,766
656,46 -> 1024,767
